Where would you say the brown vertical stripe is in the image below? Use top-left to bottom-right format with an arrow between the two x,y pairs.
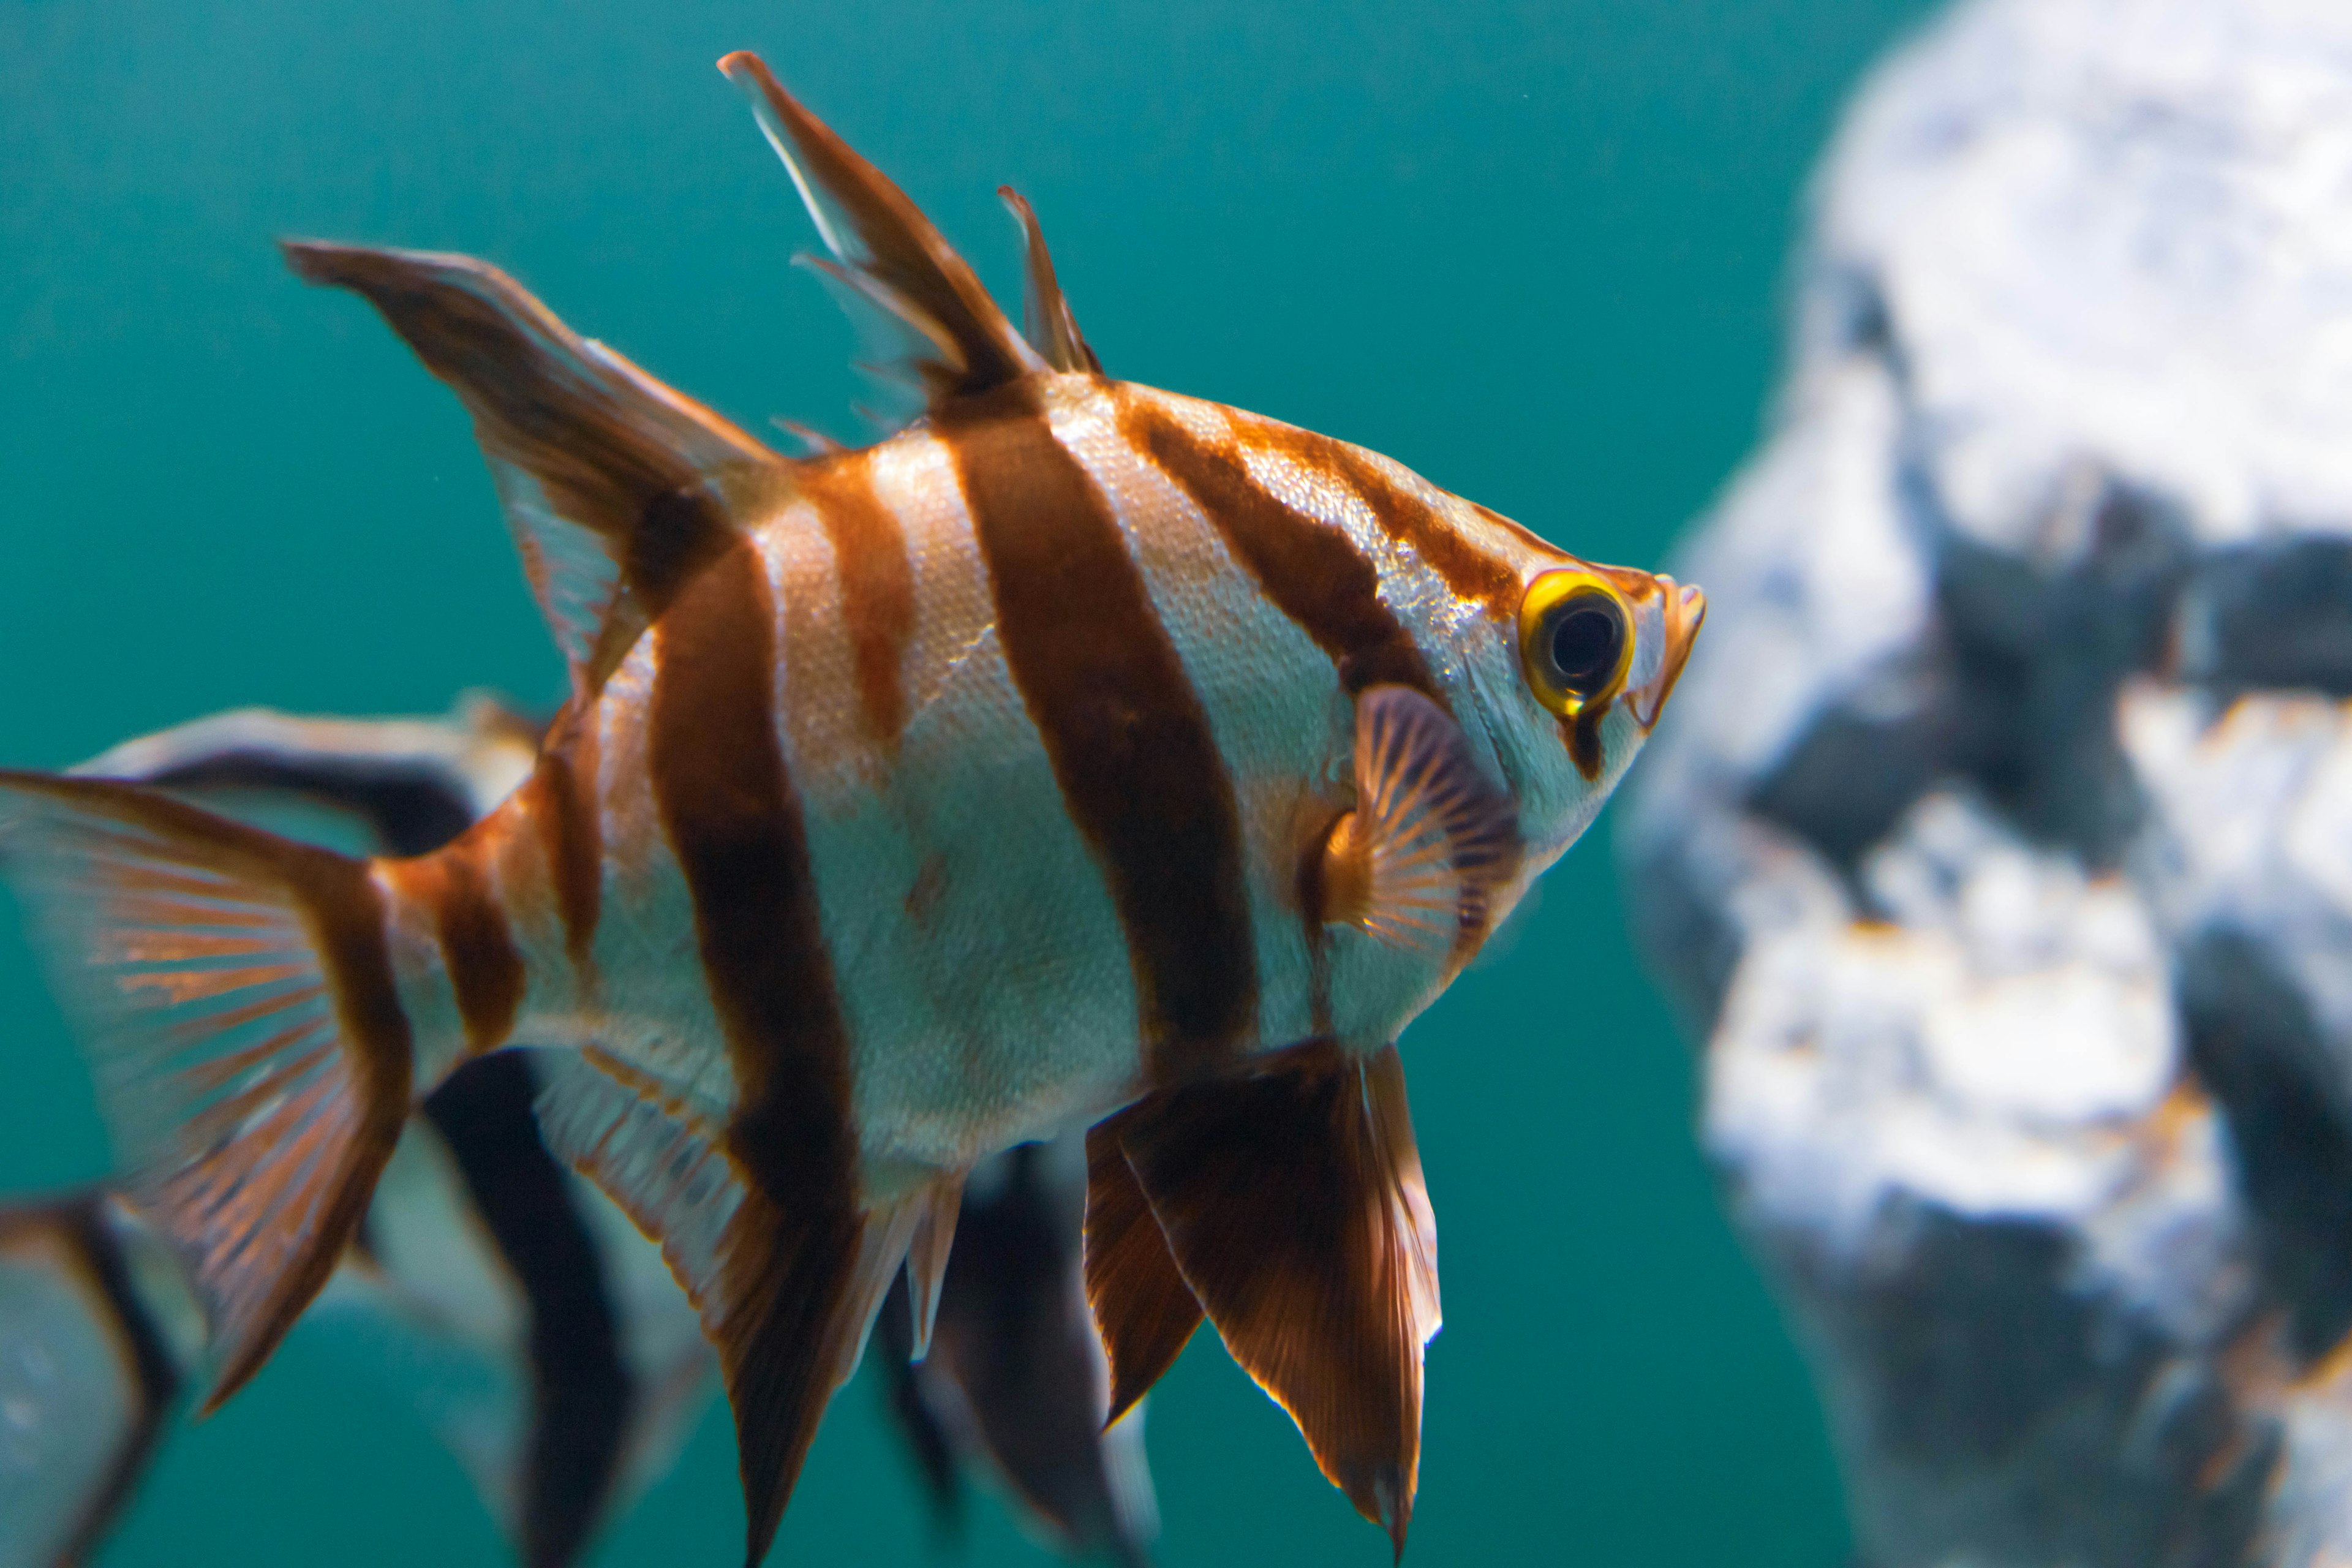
1562,709 -> 1606,783
948,386 -> 1257,1082
1244,418 -> 1522,617
646,536 -> 854,1205
800,454 -> 919,751
224,802 -> 416,1408
426,843 -> 526,1056
532,707 -> 602,971
646,537 -> 863,1561
1119,394 -> 1442,703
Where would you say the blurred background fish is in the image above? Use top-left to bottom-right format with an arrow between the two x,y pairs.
0,701 -> 1156,1568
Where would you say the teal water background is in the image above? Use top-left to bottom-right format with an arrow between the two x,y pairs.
1,2 -> 1934,1562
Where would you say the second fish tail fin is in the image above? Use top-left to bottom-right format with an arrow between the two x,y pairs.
0,1187 -> 199,1566
0,771 -> 417,1408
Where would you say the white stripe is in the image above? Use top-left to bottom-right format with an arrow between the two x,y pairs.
780,429 -> 1146,1172
1043,378 -> 1347,1052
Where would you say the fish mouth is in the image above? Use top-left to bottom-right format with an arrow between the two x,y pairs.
1628,576 -> 1706,730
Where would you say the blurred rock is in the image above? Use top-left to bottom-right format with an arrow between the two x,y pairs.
1619,0 -> 2352,1562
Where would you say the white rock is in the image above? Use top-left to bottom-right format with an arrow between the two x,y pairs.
1620,0 -> 2352,1561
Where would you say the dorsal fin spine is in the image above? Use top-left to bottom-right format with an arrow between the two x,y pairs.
718,51 -> 1045,406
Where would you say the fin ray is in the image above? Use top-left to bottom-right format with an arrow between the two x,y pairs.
0,772 -> 413,1406
1321,685 -> 1522,962
903,1172 -> 963,1362
718,51 -> 1042,409
999,187 -> 1100,374
1103,1042 -> 1438,1556
281,241 -> 785,695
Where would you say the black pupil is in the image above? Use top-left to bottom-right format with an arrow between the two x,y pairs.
1548,601 -> 1622,692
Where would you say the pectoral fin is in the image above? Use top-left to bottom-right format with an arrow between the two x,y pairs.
1316,686 -> 1521,963
1093,1042 -> 1439,1558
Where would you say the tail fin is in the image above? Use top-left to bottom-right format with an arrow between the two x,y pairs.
0,771 -> 413,1407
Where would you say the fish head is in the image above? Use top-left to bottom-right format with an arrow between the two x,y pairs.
1471,535 -> 1705,865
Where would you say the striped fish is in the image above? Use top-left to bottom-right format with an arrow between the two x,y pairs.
2,700 -> 1157,1567
0,1192 -> 197,1568
0,50 -> 1703,1565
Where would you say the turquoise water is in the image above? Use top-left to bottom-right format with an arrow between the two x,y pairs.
0,1 -> 1933,1562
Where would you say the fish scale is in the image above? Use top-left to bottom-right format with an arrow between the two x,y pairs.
0,48 -> 1705,1567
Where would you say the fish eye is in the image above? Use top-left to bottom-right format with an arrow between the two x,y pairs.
1517,570 -> 1632,718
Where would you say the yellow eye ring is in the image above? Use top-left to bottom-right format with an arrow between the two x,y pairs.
1518,570 -> 1634,718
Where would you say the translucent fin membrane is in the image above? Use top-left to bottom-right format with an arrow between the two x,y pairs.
535,1051 -> 921,1567
719,51 -> 1044,410
1322,685 -> 1523,963
999,186 -> 1100,374
0,773 -> 410,1407
282,241 -> 785,697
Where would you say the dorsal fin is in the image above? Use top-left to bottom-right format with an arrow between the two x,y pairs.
717,51 -> 1044,408
282,241 -> 790,698
999,187 -> 1101,374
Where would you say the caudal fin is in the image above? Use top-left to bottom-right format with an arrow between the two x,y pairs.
0,771 -> 414,1407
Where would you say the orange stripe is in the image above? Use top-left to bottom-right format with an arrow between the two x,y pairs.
947,385 -> 1257,1082
1240,416 -> 1521,617
1118,393 -> 1443,703
798,454 -> 918,753
532,706 -> 603,973
403,841 -> 526,1057
646,535 -> 864,1558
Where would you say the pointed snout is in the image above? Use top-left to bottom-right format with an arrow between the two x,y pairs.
1630,575 -> 1705,729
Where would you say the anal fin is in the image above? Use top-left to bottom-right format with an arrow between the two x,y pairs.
902,1172 -> 963,1362
1082,1123 -> 1203,1424
1096,1042 -> 1439,1558
534,1050 -> 920,1567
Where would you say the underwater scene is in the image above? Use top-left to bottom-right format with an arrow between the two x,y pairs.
25,1 -> 2352,1566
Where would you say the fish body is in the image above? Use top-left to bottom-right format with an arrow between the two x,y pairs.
0,53 -> 1701,1562
410,372 -> 1671,1175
